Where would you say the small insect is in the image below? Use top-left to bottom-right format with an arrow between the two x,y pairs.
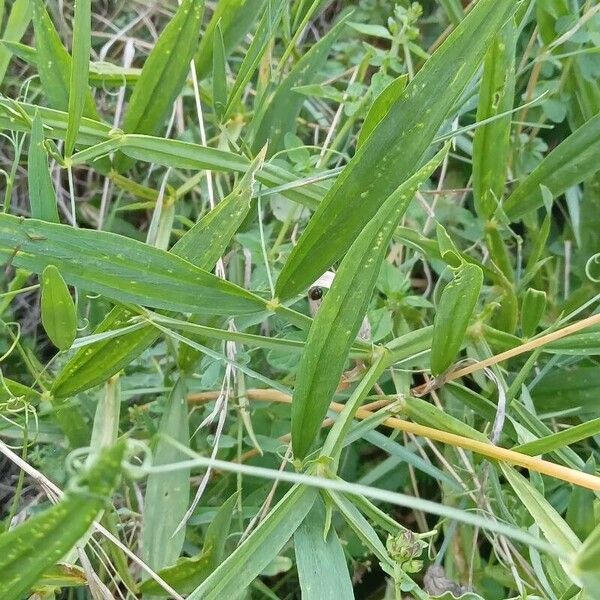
308,286 -> 323,301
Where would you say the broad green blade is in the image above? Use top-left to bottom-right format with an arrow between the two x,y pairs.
65,0 -> 92,156
40,265 -> 77,351
275,0 -> 517,299
292,147 -> 447,459
472,19 -> 516,219
294,497 -> 354,600
143,379 -> 190,573
251,15 -> 348,154
27,111 -> 60,222
0,214 -> 265,315
0,443 -> 125,598
504,112 -> 600,220
115,0 -> 204,171
187,485 -> 318,600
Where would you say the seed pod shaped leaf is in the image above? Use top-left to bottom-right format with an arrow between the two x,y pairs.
431,262 -> 483,376
521,288 -> 546,338
41,265 -> 77,351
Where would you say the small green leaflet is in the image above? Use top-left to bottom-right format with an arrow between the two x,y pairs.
40,265 -> 77,351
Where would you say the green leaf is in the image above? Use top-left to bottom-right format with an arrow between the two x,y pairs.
0,442 -> 125,599
27,111 -> 59,222
194,0 -> 266,79
521,288 -> 546,338
357,74 -> 408,149
513,418 -> 600,457
575,521 -> 600,594
31,0 -> 98,119
0,214 -> 265,316
51,150 -> 266,399
294,496 -> 354,600
40,265 -> 77,351
187,484 -> 318,600
501,465 -> 581,556
0,0 -> 32,84
140,492 -> 239,595
292,147 -> 447,459
115,0 -> 204,170
223,0 -> 287,120
65,0 -> 92,157
212,21 -> 227,120
472,19 -> 516,219
251,15 -> 348,154
275,0 -> 518,299
143,379 -> 190,573
430,262 -> 483,376
505,111 -> 600,220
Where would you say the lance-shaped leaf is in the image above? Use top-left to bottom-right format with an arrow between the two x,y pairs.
0,442 -> 125,599
251,15 -> 348,155
188,485 -> 318,600
294,496 -> 354,600
505,111 -> 600,220
223,0 -> 287,119
472,19 -> 516,219
51,151 -> 266,398
275,0 -> 517,299
292,147 -> 447,459
357,74 -> 408,149
27,111 -> 59,223
143,379 -> 190,574
114,0 -> 204,171
65,0 -> 91,156
430,260 -> 483,376
0,0 -> 32,84
40,265 -> 77,351
31,0 -> 98,118
0,214 -> 265,315
194,0 -> 266,79
140,492 -> 238,596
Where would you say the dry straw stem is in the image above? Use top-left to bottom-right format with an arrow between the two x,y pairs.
188,388 -> 600,491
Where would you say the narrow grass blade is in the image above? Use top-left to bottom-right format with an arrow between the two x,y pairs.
223,0 -> 287,120
31,0 -> 98,119
251,15 -> 348,154
292,147 -> 447,459
505,112 -> 600,220
0,0 -> 32,84
27,111 -> 59,222
513,419 -> 600,457
143,379 -> 190,573
194,0 -> 266,79
0,214 -> 265,315
212,21 -> 227,120
275,0 -> 517,299
140,492 -> 238,595
294,496 -> 353,600
472,19 -> 516,219
0,443 -> 125,599
115,0 -> 204,170
40,265 -> 77,351
64,0 -> 92,157
187,485 -> 318,600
